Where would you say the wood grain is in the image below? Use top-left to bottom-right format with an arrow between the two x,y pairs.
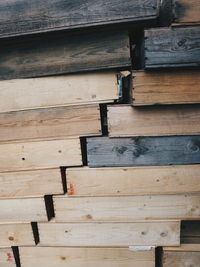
38,221 -> 180,246
0,72 -> 118,113
0,248 -> 15,266
0,168 -> 63,198
173,0 -> 200,25
0,30 -> 130,80
0,138 -> 82,172
145,26 -> 200,68
54,194 -> 200,221
0,223 -> 34,247
0,197 -> 47,223
108,104 -> 200,136
132,70 -> 200,105
0,0 -> 158,38
164,244 -> 200,252
0,105 -> 101,142
163,250 -> 200,267
87,136 -> 200,167
66,165 -> 200,196
19,247 -> 155,267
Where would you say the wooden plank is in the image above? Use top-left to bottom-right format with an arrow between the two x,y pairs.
19,247 -> 155,267
164,244 -> 200,252
173,0 -> 200,25
87,136 -> 200,167
0,72 -> 118,113
54,194 -> 200,221
0,30 -> 130,80
0,248 -> 15,267
0,0 -> 158,39
108,104 -> 200,137
0,138 -> 82,172
0,223 -> 34,247
0,105 -> 101,142
66,165 -> 200,196
132,70 -> 200,106
38,221 -> 180,246
163,250 -> 200,267
145,26 -> 200,68
0,197 -> 47,223
0,168 -> 63,198
181,221 -> 200,244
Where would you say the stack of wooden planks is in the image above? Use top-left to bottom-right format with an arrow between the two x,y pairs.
0,0 -> 200,266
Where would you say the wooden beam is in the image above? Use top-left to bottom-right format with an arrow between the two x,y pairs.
0,105 -> 101,142
132,70 -> 200,106
0,168 -> 63,198
66,165 -> 200,196
0,223 -> 34,247
54,194 -> 200,221
87,136 -> 200,167
0,197 -> 47,223
0,138 -> 82,172
0,248 -> 15,266
0,0 -> 158,39
164,244 -> 200,252
0,30 -> 130,80
19,247 -> 155,267
145,26 -> 200,68
108,104 -> 200,137
0,72 -> 118,113
38,221 -> 180,246
173,0 -> 200,25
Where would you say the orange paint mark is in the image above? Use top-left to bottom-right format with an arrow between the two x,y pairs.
7,253 -> 13,262
68,182 -> 75,195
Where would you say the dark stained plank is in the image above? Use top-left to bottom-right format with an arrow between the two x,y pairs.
181,221 -> 200,244
87,136 -> 200,167
0,30 -> 130,80
145,26 -> 200,68
0,0 -> 158,39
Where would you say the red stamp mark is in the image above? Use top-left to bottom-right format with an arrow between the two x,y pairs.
7,253 -> 13,262
68,183 -> 75,195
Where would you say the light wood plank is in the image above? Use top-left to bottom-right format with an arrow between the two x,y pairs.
19,247 -> 155,267
0,168 -> 63,198
0,223 -> 34,247
108,104 -> 200,137
0,138 -> 82,172
0,105 -> 101,142
66,165 -> 200,196
0,197 -> 47,223
163,249 -> 200,267
173,0 -> 200,25
54,194 -> 200,222
0,72 -> 118,113
38,221 -> 180,247
164,244 -> 200,252
0,248 -> 15,267
132,70 -> 200,106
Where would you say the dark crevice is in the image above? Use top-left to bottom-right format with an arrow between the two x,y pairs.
12,247 -> 21,267
44,195 -> 55,220
80,137 -> 88,166
31,222 -> 40,244
60,167 -> 67,193
99,104 -> 108,136
156,247 -> 163,267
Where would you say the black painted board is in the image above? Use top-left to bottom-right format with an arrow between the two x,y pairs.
87,136 -> 200,167
0,30 -> 130,80
0,0 -> 158,39
145,26 -> 200,68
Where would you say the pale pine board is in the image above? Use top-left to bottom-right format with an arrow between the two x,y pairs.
0,72 -> 118,113
0,248 -> 15,267
0,223 -> 34,247
108,104 -> 200,137
66,165 -> 200,196
164,244 -> 200,252
0,197 -> 47,223
0,168 -> 63,198
0,138 -> 82,172
132,70 -> 200,106
19,247 -> 155,267
38,221 -> 180,246
54,194 -> 200,222
0,105 -> 101,142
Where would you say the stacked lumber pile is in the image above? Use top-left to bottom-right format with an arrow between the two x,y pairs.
0,0 -> 199,266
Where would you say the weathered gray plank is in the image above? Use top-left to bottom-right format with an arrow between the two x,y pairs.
0,30 -> 130,80
87,136 -> 200,167
0,0 -> 158,39
145,26 -> 200,68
